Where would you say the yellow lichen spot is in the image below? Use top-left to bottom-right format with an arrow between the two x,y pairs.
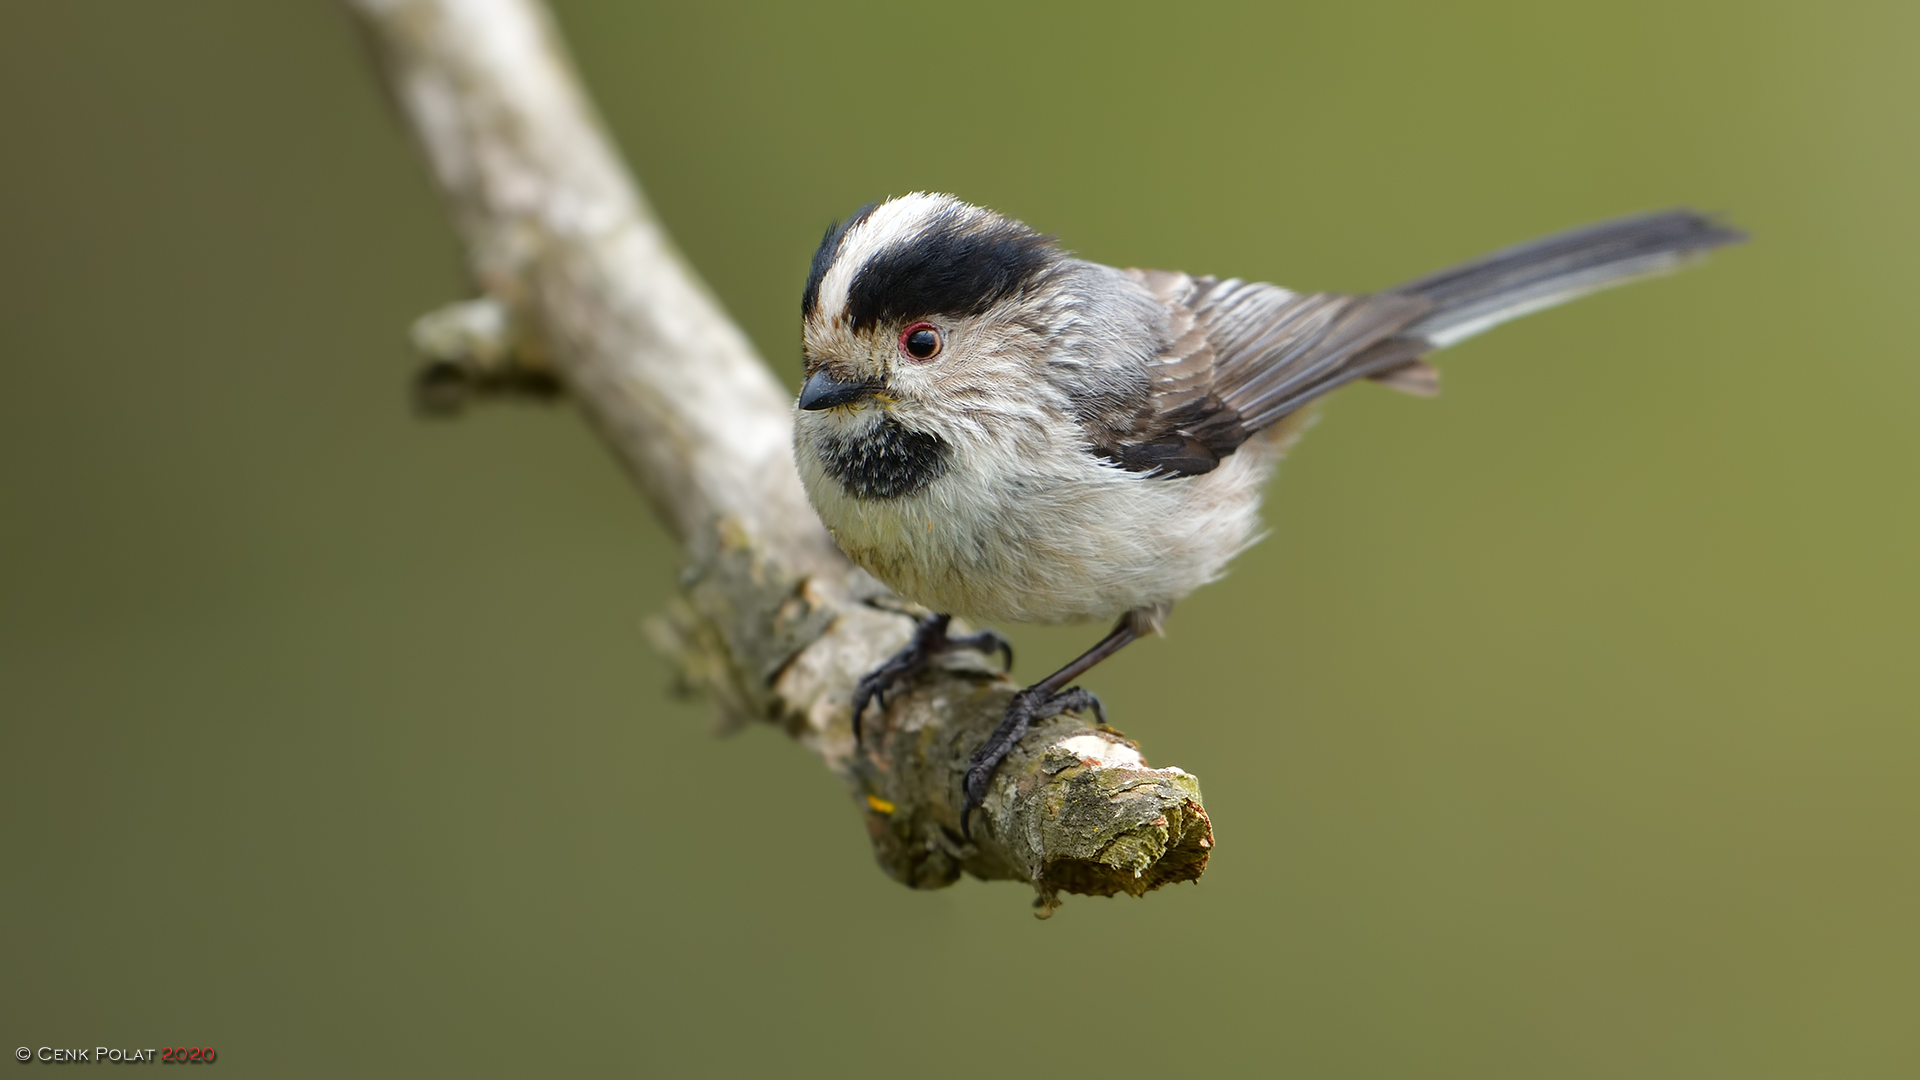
865,794 -> 896,815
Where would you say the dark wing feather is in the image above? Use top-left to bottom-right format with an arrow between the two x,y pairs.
1099,270 -> 1431,476
1096,208 -> 1742,478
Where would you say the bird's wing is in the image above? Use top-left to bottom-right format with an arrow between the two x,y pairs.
1087,210 -> 1743,477
1092,270 -> 1435,476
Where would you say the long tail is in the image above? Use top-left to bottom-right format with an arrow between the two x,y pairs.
1392,209 -> 1747,350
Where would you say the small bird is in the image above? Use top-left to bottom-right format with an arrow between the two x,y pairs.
793,193 -> 1741,835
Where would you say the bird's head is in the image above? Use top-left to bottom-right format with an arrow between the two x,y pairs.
793,194 -> 1069,499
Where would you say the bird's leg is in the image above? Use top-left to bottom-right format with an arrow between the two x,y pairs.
960,617 -> 1141,838
853,613 -> 1013,743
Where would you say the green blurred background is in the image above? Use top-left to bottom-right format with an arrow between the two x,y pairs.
3,1 -> 1914,1075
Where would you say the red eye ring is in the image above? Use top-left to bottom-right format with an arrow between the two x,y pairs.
899,322 -> 943,362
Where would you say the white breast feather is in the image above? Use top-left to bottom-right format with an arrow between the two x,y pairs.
796,396 -> 1302,626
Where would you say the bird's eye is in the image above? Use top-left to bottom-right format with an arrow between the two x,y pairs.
899,322 -> 942,362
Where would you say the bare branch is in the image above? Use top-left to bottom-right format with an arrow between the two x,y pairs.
344,0 -> 1211,913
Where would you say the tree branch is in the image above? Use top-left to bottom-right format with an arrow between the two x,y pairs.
344,0 -> 1212,914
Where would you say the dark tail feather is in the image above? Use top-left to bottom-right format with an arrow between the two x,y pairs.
1393,209 -> 1746,349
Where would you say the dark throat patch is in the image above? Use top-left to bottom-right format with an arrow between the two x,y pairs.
813,416 -> 951,499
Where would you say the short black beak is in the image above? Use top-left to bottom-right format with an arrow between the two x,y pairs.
797,368 -> 879,411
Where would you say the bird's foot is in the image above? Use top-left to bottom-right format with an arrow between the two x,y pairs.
960,685 -> 1105,839
852,614 -> 1013,743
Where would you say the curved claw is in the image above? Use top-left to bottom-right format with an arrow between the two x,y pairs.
850,676 -> 889,744
1083,690 -> 1107,727
852,614 -> 1017,747
850,616 -> 945,745
957,684 -> 1102,841
950,628 -> 1014,674
959,741 -> 1009,841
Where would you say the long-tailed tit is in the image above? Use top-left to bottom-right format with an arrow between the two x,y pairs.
793,193 -> 1742,836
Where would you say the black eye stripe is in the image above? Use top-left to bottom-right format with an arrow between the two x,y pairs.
845,208 -> 1057,332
